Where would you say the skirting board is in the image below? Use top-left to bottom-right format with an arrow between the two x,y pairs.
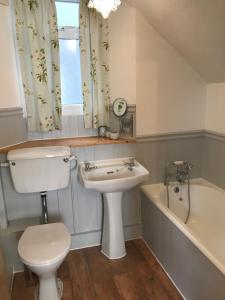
71,223 -> 142,250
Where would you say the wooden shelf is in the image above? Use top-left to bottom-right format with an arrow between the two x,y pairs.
0,136 -> 136,154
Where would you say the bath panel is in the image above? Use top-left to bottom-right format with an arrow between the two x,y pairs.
141,179 -> 225,300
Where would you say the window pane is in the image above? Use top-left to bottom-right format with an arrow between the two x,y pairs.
56,2 -> 79,28
59,39 -> 82,105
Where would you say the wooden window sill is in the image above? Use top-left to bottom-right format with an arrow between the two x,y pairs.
0,136 -> 136,154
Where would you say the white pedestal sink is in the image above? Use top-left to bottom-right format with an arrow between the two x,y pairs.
79,158 -> 149,259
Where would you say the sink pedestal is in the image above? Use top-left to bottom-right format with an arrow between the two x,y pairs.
101,192 -> 126,259
79,157 -> 149,259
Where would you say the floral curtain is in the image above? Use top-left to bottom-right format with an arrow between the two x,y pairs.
79,0 -> 110,128
13,0 -> 61,132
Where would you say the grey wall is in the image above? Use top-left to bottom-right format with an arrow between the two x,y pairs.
202,134 -> 225,190
136,135 -> 203,183
0,133 -> 204,272
0,108 -> 27,148
0,142 -> 139,273
0,117 -> 220,276
0,105 -> 136,276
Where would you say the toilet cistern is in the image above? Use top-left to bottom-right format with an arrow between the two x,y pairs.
7,146 -> 77,224
7,146 -> 75,300
79,157 -> 149,259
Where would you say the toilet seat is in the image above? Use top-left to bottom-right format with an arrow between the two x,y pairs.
18,223 -> 71,266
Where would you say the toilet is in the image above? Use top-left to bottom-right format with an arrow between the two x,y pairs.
18,223 -> 70,300
7,146 -> 73,300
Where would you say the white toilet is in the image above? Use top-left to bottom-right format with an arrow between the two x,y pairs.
7,146 -> 73,300
18,223 -> 70,300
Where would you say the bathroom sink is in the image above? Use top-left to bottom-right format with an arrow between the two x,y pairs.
79,158 -> 149,193
79,157 -> 149,260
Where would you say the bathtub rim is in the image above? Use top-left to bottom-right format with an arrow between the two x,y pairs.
141,178 -> 225,276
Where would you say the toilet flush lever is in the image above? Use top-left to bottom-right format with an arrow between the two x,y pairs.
64,155 -> 77,170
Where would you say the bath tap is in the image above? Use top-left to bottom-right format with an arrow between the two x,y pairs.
176,169 -> 189,184
84,161 -> 97,171
164,172 -> 173,185
176,162 -> 193,183
164,161 -> 194,185
164,160 -> 193,224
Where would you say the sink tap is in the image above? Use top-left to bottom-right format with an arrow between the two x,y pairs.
84,161 -> 97,172
124,157 -> 135,171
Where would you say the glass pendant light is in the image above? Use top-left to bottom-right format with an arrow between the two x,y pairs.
88,0 -> 121,19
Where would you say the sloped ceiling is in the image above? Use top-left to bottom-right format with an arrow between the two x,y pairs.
127,0 -> 225,83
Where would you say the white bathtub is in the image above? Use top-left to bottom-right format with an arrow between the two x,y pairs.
141,178 -> 225,300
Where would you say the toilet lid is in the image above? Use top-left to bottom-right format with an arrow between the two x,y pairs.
18,223 -> 71,266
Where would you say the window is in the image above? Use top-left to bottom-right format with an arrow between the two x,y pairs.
55,1 -> 82,113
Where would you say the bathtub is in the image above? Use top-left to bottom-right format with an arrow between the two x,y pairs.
141,178 -> 225,300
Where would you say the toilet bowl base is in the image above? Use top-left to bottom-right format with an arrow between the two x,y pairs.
35,278 -> 63,300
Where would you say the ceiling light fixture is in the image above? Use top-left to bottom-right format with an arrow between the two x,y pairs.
88,0 -> 121,19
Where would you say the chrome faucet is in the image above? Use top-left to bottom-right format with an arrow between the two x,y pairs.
164,172 -> 173,186
84,161 -> 97,171
124,157 -> 135,171
164,161 -> 194,185
164,161 -> 193,224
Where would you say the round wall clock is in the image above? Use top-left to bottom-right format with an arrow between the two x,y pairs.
112,98 -> 128,117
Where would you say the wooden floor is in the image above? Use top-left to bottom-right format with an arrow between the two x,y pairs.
12,239 -> 182,300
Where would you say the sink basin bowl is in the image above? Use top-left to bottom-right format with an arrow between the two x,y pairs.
79,157 -> 149,260
79,158 -> 149,193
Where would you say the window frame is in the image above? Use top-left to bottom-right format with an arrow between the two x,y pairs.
56,0 -> 80,3
56,0 -> 82,116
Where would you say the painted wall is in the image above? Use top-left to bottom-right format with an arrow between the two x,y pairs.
0,6 -> 26,148
205,83 -> 225,134
128,0 -> 225,83
0,1 -> 209,139
136,10 -> 207,136
109,2 -> 136,105
0,5 -> 21,108
0,2 -> 137,109
109,1 -> 208,136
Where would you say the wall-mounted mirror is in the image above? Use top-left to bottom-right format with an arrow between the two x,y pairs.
112,98 -> 128,118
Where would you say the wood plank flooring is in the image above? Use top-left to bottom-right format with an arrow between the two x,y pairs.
12,239 -> 182,300
0,248 -> 10,300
